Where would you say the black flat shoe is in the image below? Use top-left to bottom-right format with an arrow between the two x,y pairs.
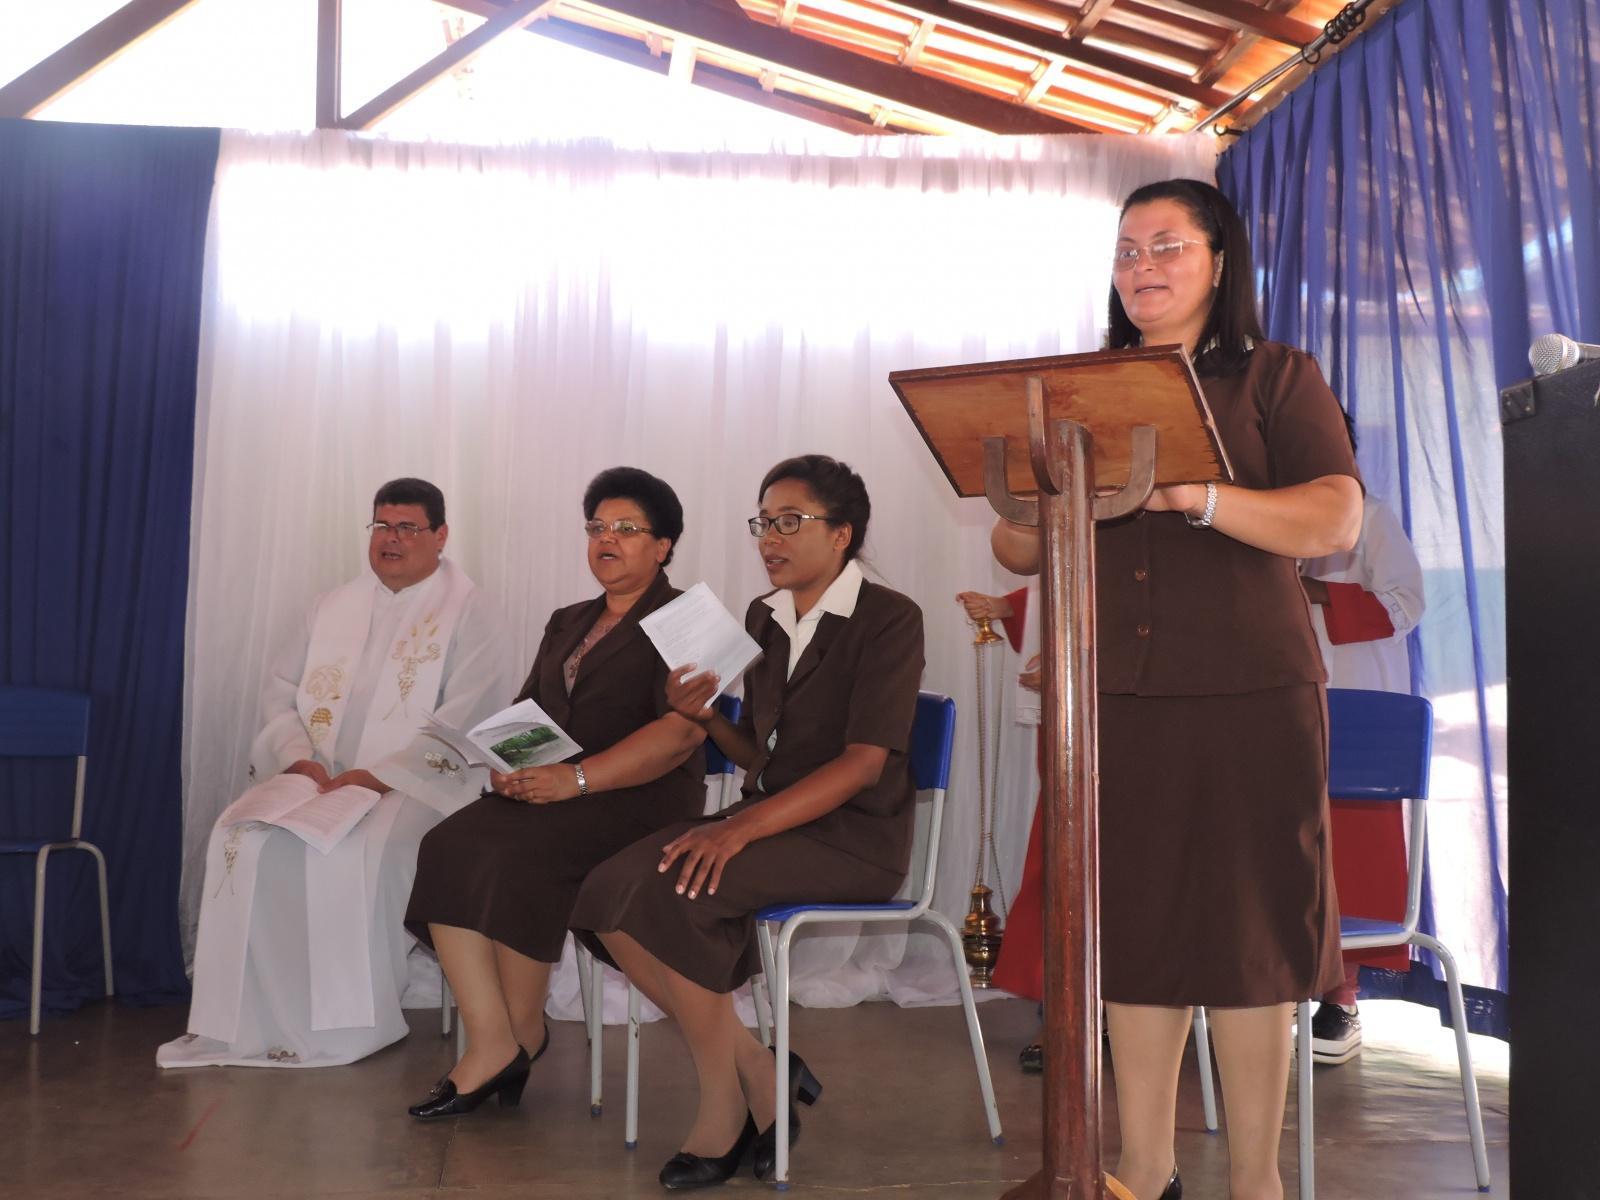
659,1114 -> 758,1190
752,1051 -> 823,1181
1019,1042 -> 1043,1074
1159,1169 -> 1182,1200
407,1046 -> 532,1120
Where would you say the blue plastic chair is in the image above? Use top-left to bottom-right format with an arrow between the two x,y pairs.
0,686 -> 114,1034
1193,689 -> 1490,1197
754,691 -> 1003,1187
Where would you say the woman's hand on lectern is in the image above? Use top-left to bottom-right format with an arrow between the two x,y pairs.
1019,654 -> 1042,693
1142,484 -> 1207,517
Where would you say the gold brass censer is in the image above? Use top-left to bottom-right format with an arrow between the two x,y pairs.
963,611 -> 1008,986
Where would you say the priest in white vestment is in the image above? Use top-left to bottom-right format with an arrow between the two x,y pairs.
159,478 -> 512,1069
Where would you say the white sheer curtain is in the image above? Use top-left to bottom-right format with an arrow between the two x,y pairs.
181,128 -> 1217,1021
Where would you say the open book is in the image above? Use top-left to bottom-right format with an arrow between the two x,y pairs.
421,698 -> 582,774
218,773 -> 380,855
638,581 -> 762,703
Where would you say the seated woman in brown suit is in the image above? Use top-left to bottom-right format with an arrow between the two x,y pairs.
571,454 -> 925,1190
403,467 -> 706,1119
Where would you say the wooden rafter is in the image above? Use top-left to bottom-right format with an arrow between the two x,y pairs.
1145,0 -> 1319,48
1071,0 -> 1116,38
317,0 -> 341,128
557,0 -> 1091,131
900,18 -> 934,66
871,0 -> 1229,108
341,0 -> 555,130
0,0 -> 199,118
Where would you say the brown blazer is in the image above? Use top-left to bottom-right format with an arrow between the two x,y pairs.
514,569 -> 705,814
1096,340 -> 1362,696
721,579 -> 925,875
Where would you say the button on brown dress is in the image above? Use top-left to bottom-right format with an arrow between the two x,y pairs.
404,570 -> 705,964
570,579 -> 924,994
994,339 -> 1358,1007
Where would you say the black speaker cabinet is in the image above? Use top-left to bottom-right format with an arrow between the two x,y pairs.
1503,359 -> 1600,1198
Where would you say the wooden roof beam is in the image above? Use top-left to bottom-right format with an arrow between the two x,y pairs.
317,0 -> 341,128
900,19 -> 935,66
555,0 -> 1092,131
341,0 -> 555,129
878,0 -> 1229,108
1141,0 -> 1319,48
1071,0 -> 1116,37
0,0 -> 199,118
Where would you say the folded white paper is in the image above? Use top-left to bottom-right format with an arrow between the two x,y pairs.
218,773 -> 381,855
422,698 -> 582,774
638,582 -> 762,703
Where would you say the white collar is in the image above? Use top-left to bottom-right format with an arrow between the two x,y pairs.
762,558 -> 864,631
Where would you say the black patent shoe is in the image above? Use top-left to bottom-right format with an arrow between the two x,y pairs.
659,1114 -> 758,1190
407,1046 -> 532,1120
1159,1170 -> 1182,1200
752,1051 -> 823,1181
1019,1042 -> 1043,1074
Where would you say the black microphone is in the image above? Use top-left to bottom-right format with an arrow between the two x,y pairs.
1529,333 -> 1600,375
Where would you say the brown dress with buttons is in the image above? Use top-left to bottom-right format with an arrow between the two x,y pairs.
571,579 -> 924,994
993,339 -> 1357,1007
404,570 -> 705,964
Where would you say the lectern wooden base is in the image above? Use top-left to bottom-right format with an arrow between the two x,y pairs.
1001,1170 -> 1137,1200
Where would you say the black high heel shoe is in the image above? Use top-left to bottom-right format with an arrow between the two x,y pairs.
752,1051 -> 824,1182
407,1043 -> 534,1120
659,1113 -> 758,1190
1158,1169 -> 1182,1200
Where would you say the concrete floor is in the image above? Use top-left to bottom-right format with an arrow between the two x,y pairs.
2,997 -> 1505,1199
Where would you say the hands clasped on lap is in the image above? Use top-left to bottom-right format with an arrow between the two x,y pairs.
284,759 -> 391,794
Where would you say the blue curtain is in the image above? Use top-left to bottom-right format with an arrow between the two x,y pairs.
1218,0 -> 1599,1038
0,120 -> 218,1019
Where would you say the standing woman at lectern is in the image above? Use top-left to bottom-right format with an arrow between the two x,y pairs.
990,178 -> 1361,1200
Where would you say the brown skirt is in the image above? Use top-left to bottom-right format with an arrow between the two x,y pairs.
1097,684 -> 1345,1007
570,819 -> 906,994
404,783 -> 699,964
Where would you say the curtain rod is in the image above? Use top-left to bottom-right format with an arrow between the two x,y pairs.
1192,0 -> 1377,137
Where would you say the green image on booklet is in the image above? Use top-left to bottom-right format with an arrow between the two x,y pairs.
491,725 -> 561,768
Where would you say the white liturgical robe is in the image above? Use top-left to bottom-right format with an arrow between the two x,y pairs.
158,558 -> 512,1069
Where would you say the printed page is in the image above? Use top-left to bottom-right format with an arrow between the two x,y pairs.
271,785 -> 381,855
217,771 -> 322,827
637,582 -> 762,703
466,698 -> 582,773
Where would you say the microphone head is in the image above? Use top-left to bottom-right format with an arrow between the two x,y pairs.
1530,333 -> 1577,375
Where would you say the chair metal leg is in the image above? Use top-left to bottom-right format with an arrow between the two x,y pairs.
577,945 -> 594,1042
772,921 -> 795,1190
1297,1000 -> 1314,1200
1415,933 -> 1492,1191
31,847 -> 51,1035
751,976 -> 773,1048
441,975 -> 453,1037
1192,1005 -> 1219,1134
589,954 -> 605,1117
625,984 -> 642,1149
925,910 -> 1003,1143
83,844 -> 113,997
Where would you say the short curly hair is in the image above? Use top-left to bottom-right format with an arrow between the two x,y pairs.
582,467 -> 685,566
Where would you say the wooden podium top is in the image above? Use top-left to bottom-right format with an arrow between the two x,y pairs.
890,345 -> 1233,498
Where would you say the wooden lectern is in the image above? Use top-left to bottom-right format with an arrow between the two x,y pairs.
890,346 -> 1231,1200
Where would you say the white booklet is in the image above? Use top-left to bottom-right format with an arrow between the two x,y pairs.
638,581 -> 762,703
422,698 -> 582,774
218,773 -> 380,856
